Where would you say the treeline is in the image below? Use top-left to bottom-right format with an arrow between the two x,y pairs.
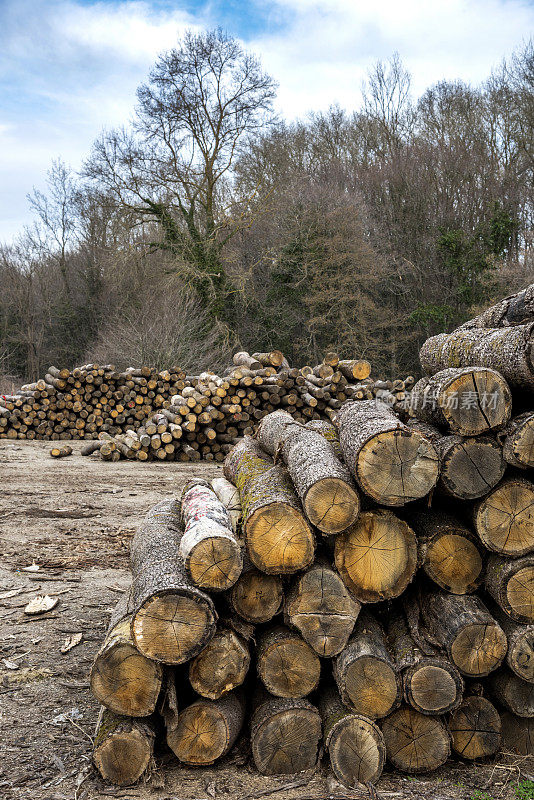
1,30 -> 533,383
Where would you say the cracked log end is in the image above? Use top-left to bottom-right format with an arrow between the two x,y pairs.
186,536 -> 243,592
449,696 -> 501,759
247,502 -> 315,575
230,567 -> 283,623
450,621 -> 507,677
167,692 -> 245,766
474,477 -> 534,556
304,477 -> 360,534
381,706 -> 450,773
251,697 -> 322,775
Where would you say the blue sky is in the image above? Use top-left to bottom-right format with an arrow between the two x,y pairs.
1,0 -> 533,242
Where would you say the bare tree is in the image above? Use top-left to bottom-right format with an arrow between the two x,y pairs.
84,28 -> 277,319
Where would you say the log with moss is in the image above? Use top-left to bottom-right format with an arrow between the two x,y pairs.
448,694 -> 501,759
250,690 -> 322,775
421,591 -> 507,677
179,480 -> 243,591
419,323 -> 534,391
284,558 -> 360,657
485,554 -> 534,624
167,689 -> 245,765
188,625 -> 251,700
223,436 -> 315,574
256,624 -> 321,699
228,555 -> 283,623
334,509 -> 418,602
129,499 -> 217,664
409,367 -> 511,436
381,705 -> 451,773
473,476 -> 534,556
318,685 -> 385,788
93,707 -> 155,785
90,592 -> 163,717
336,400 -> 439,506
333,610 -> 401,719
407,510 -> 484,594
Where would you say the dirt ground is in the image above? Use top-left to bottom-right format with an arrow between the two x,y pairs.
1,440 -> 533,800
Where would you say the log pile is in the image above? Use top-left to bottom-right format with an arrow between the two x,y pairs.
89,289 -> 534,788
0,354 -> 413,461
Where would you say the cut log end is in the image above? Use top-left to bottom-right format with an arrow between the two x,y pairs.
475,478 -> 534,556
167,694 -> 244,765
449,696 -> 501,760
303,477 -> 359,534
405,661 -> 462,715
189,629 -> 250,700
230,568 -> 283,624
251,699 -> 322,775
258,632 -> 321,699
381,706 -> 450,773
450,622 -> 507,677
344,655 -> 400,719
187,536 -> 243,591
247,502 -> 314,575
328,715 -> 385,787
131,592 -> 216,664
507,565 -> 534,623
439,369 -> 510,435
500,711 -> 534,755
93,710 -> 154,786
426,533 -> 483,595
357,429 -> 438,506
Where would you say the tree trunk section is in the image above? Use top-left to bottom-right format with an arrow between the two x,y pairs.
489,669 -> 534,717
284,558 -> 360,657
223,436 -> 314,574
130,499 -> 217,663
500,711 -> 534,755
473,477 -> 534,556
336,400 -> 439,506
179,480 -> 243,591
90,592 -> 163,716
318,685 -> 385,787
188,626 -> 250,700
488,602 -> 534,682
381,706 -> 450,773
211,476 -> 242,532
228,555 -> 283,623
448,695 -> 501,759
256,624 -> 321,698
305,419 -> 343,460
421,591 -> 507,677
458,284 -> 534,329
167,690 -> 245,765
334,510 -> 418,602
419,323 -> 534,391
499,412 -> 534,469
250,692 -> 322,775
93,707 -> 155,785
333,610 -> 401,719
256,410 -> 360,534
485,554 -> 534,624
409,367 -> 511,435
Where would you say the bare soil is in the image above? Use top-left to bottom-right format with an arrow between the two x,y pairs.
0,441 -> 532,800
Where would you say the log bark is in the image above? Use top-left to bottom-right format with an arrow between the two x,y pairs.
458,284 -> 534,329
333,610 -> 401,719
474,476 -> 534,556
167,690 -> 245,765
188,626 -> 250,700
334,510 -> 418,603
500,711 -> 534,755
336,400 -> 439,505
93,707 -> 155,785
129,499 -> 217,663
448,695 -> 501,759
419,323 -> 534,391
421,591 -> 507,677
250,691 -> 322,775
179,480 -> 243,591
338,359 -> 372,381
485,554 -> 534,624
318,685 -> 385,787
223,436 -> 314,574
305,418 -> 343,459
407,510 -> 484,594
387,610 -> 463,715
256,410 -> 360,534
381,706 -> 451,773
256,624 -> 321,698
284,558 -> 360,657
211,476 -> 241,532
90,592 -> 163,716
228,555 -> 283,623
499,412 -> 534,469
489,668 -> 534,717
409,367 -> 511,436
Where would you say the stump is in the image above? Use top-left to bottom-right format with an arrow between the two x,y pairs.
130,499 -> 217,663
485,554 -> 534,623
250,692 -> 322,775
474,477 -> 534,556
334,510 -> 418,602
188,626 -> 250,700
257,625 -> 321,698
224,436 -> 315,574
93,708 -> 155,785
381,706 -> 450,773
167,690 -> 245,765
90,593 -> 163,716
421,592 -> 507,677
336,400 -> 439,506
319,685 -> 385,787
448,695 -> 501,759
284,559 -> 360,657
333,611 -> 401,719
